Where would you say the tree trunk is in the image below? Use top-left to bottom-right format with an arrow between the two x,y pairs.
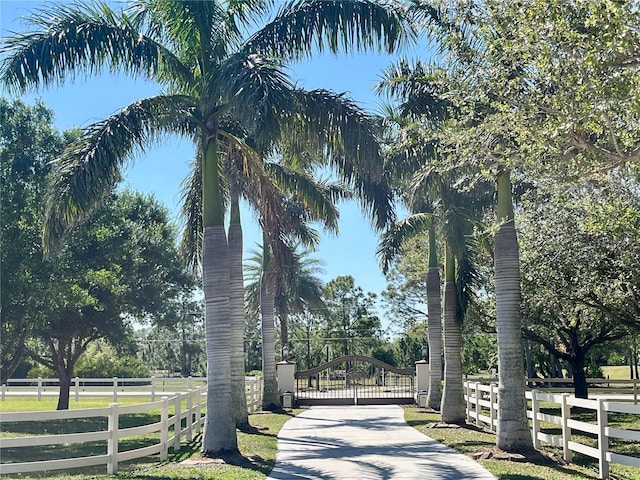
571,355 -> 588,399
56,368 -> 72,410
494,170 -> 533,452
426,222 -> 443,410
229,217 -> 249,428
202,225 -> 237,454
440,248 -> 465,423
260,268 -> 280,410
201,131 -> 237,455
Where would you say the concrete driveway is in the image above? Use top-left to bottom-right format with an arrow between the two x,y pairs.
265,405 -> 496,480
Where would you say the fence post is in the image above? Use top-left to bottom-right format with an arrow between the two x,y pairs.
74,377 -> 80,402
475,382 -> 482,428
37,377 -> 42,401
597,398 -> 609,480
531,390 -> 540,449
173,395 -> 182,451
196,387 -> 202,434
561,393 -> 573,463
464,382 -> 470,422
113,377 -> 118,403
489,384 -> 497,432
151,376 -> 156,402
107,402 -> 119,474
188,376 -> 193,389
186,390 -> 193,442
633,379 -> 638,405
1,383 -> 5,401
160,396 -> 169,461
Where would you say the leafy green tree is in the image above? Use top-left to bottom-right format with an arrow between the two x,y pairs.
391,322 -> 428,368
149,296 -> 205,376
487,1 -> 640,177
520,178 -> 640,398
322,275 -> 383,357
2,0 -> 408,455
32,190 -> 192,409
75,340 -> 151,378
0,98 -> 64,383
381,238 -> 429,332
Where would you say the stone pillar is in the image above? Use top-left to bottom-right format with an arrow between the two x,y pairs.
277,361 -> 295,394
415,359 -> 429,393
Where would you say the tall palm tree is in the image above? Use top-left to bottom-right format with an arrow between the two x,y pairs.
247,166 -> 341,410
494,168 -> 531,448
376,63 -> 450,411
2,0 -> 409,455
377,2 -> 534,446
424,220 -> 442,409
275,247 -> 328,354
440,245 -> 464,422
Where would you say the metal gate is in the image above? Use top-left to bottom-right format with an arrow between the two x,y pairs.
294,355 -> 415,406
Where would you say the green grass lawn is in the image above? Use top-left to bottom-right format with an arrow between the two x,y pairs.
601,365 -> 634,380
0,396 -> 298,479
404,407 -> 640,480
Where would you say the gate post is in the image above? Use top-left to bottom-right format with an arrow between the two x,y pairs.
277,361 -> 295,407
415,360 -> 429,402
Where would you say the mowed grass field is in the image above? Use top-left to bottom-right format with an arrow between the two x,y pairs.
601,365 -> 635,379
0,396 -> 297,480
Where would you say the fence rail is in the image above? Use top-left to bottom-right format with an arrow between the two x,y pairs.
0,387 -> 204,475
0,376 -> 263,476
464,381 -> 640,479
1,376 -> 262,406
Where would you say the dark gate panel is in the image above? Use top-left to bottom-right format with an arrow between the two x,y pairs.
294,355 -> 415,406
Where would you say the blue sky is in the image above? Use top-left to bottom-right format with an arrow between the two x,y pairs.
1,1 -> 426,310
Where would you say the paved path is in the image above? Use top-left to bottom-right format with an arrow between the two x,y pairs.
266,405 -> 496,480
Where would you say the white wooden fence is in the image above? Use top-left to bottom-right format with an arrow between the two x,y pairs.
0,376 -> 264,476
464,381 -> 640,479
1,376 -> 263,410
0,387 -> 204,475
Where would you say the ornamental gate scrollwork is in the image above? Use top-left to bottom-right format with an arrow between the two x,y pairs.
294,355 -> 415,406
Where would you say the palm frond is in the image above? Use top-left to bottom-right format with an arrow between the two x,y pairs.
43,94 -> 197,251
179,157 -> 202,274
377,212 -> 433,273
264,162 -> 342,232
376,59 -> 450,120
289,88 -> 395,230
245,0 -> 412,60
1,1 -> 192,93
218,53 -> 297,146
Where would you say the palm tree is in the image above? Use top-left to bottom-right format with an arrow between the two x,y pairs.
440,245 -> 464,422
2,0 -> 409,455
246,166 -> 340,410
274,247 -> 328,355
424,221 -> 443,409
377,2 -> 534,446
494,168 -> 531,449
376,63 -> 450,411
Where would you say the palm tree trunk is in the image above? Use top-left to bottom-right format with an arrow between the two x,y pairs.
229,195 -> 249,428
260,268 -> 280,410
440,246 -> 465,423
201,135 -> 237,454
202,225 -> 237,453
494,169 -> 533,452
426,222 -> 443,410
